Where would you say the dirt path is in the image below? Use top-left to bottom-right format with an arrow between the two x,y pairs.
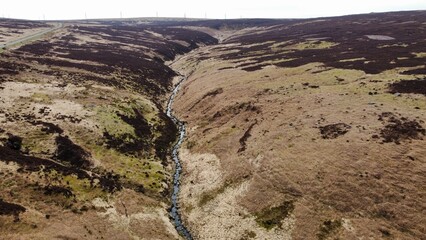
0,22 -> 62,49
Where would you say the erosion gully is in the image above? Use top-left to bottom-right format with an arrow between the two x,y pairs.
166,74 -> 193,240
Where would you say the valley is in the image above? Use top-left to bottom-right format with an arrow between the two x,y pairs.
0,11 -> 425,240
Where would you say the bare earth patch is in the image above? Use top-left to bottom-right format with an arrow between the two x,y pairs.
319,123 -> 351,139
377,112 -> 425,144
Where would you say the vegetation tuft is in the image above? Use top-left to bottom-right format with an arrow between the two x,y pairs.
317,219 -> 342,240
255,201 -> 295,230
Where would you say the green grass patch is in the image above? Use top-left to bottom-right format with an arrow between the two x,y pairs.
94,97 -> 159,140
31,93 -> 52,104
377,43 -> 409,48
255,201 -> 295,230
374,87 -> 426,109
88,143 -> 166,193
82,98 -> 167,194
198,180 -> 233,207
21,129 -> 55,155
254,63 -> 366,91
284,41 -> 339,50
63,174 -> 106,201
95,106 -> 136,139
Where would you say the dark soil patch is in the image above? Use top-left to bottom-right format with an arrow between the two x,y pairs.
0,19 -> 49,29
24,56 -> 116,75
0,60 -> 29,76
378,112 -> 425,144
43,185 -> 74,198
0,145 -> 122,193
238,121 -> 257,153
401,67 -> 426,75
189,88 -> 224,111
54,136 -> 92,168
118,109 -> 152,151
17,40 -> 52,55
212,102 -> 260,120
103,108 -> 152,156
389,78 -> 426,95
97,171 -> 122,193
319,123 -> 351,139
0,145 -> 89,178
374,208 -> 396,220
0,199 -> 26,219
103,106 -> 178,164
30,121 -> 64,134
317,219 -> 342,240
5,134 -> 22,150
201,88 -> 224,99
154,111 -> 178,164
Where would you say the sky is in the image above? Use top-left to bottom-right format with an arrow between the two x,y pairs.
1,0 -> 425,20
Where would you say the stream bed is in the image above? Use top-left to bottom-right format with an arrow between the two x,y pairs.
166,76 -> 193,240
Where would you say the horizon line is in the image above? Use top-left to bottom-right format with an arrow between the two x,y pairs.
1,9 -> 425,22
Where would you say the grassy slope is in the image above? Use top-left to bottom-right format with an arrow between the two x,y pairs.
1,12 -> 425,239
172,11 -> 426,240
0,19 -> 216,239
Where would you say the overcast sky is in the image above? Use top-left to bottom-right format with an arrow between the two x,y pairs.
1,0 -> 425,20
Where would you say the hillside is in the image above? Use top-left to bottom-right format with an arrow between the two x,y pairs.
0,18 -> 216,239
171,11 -> 426,239
0,10 -> 425,240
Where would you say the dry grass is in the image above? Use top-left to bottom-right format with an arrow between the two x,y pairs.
0,20 -> 191,239
171,37 -> 426,239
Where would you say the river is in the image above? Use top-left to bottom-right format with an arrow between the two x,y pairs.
166,75 -> 193,240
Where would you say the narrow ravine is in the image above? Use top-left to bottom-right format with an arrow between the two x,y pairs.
166,75 -> 193,240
